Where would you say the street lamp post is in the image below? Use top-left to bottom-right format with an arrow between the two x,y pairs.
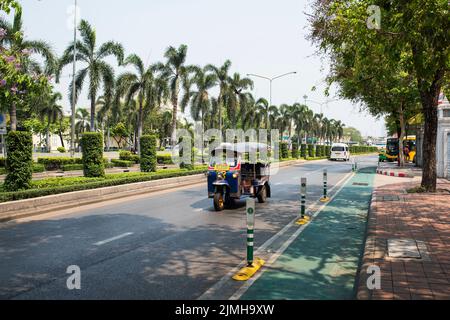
70,0 -> 78,158
247,72 -> 297,131
304,98 -> 339,114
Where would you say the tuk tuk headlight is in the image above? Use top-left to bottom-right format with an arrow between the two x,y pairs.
232,173 -> 239,179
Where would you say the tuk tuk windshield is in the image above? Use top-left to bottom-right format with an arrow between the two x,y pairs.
209,155 -> 238,167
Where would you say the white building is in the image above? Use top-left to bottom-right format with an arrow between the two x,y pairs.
436,93 -> 450,179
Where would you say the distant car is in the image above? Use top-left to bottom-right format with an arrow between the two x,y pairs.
330,143 -> 350,161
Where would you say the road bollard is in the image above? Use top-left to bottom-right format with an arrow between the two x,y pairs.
232,198 -> 265,281
301,177 -> 306,219
320,169 -> 329,202
246,198 -> 255,266
296,178 -> 310,225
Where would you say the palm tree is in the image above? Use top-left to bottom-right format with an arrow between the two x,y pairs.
117,54 -> 169,153
205,60 -> 232,132
184,67 -> 217,163
75,108 -> 90,149
0,4 -> 55,130
156,44 -> 194,146
34,92 -> 63,152
59,19 -> 124,132
292,103 -> 308,144
228,73 -> 253,128
242,95 -> 264,131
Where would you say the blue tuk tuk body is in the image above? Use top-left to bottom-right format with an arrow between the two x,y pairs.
207,143 -> 271,211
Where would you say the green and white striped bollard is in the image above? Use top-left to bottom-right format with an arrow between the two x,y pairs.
246,198 -> 255,267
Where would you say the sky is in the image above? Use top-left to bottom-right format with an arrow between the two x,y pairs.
11,0 -> 386,137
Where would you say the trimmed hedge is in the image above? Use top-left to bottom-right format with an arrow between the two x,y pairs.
301,144 -> 307,158
111,159 -> 134,168
179,136 -> 195,170
4,131 -> 33,191
157,154 -> 174,165
61,164 -> 84,171
280,142 -> 289,159
325,145 -> 331,158
140,135 -> 157,172
37,157 -> 83,170
0,167 -> 207,203
119,150 -> 140,164
81,132 -> 105,178
349,146 -> 378,154
307,144 -> 315,158
292,142 -> 299,159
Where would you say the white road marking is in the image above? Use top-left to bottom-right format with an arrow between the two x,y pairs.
93,232 -> 134,246
198,170 -> 355,300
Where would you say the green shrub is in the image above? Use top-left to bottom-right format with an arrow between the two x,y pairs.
80,132 -> 105,178
111,159 -> 134,168
315,145 -> 321,157
157,154 -> 174,165
61,164 -> 84,171
33,164 -> 45,173
292,142 -> 299,159
325,145 -> 331,158
280,142 -> 289,159
301,144 -> 307,158
0,157 -> 6,167
37,157 -> 83,170
307,144 -> 315,158
4,131 -> 33,191
179,136 -> 195,170
140,135 -> 157,172
119,150 -> 140,163
57,147 -> 66,153
0,167 -> 208,202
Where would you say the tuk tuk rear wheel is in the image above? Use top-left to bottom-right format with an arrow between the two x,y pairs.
257,186 -> 267,203
214,193 -> 225,211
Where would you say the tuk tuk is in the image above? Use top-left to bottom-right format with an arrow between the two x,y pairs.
207,143 -> 271,211
378,147 -> 387,162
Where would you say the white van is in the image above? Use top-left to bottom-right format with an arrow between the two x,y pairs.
330,143 -> 350,161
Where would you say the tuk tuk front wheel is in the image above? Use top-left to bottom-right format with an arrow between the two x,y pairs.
257,186 -> 267,203
214,193 -> 225,211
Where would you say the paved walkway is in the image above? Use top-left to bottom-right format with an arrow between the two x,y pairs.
240,167 -> 376,300
357,178 -> 450,300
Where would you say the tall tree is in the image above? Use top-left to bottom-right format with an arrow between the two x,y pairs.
228,73 -> 253,128
309,0 -> 449,191
0,4 -> 54,130
117,54 -> 168,153
205,60 -> 232,132
157,44 -> 194,146
59,19 -> 124,132
183,67 -> 217,162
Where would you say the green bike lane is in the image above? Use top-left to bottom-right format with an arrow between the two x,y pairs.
239,166 -> 376,300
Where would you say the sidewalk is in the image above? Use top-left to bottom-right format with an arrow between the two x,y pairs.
240,167 -> 377,300
357,177 -> 450,300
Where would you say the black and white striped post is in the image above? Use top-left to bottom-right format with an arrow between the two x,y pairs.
301,177 -> 307,219
246,198 -> 255,267
320,169 -> 329,202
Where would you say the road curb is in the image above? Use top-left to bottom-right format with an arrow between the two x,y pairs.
376,169 -> 410,177
0,174 -> 205,223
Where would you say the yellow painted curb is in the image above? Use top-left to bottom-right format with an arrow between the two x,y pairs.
232,258 -> 265,281
295,216 -> 310,225
320,197 -> 330,203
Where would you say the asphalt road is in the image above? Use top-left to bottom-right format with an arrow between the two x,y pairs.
0,156 -> 375,300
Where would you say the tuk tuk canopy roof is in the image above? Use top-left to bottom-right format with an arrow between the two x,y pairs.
211,142 -> 269,155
